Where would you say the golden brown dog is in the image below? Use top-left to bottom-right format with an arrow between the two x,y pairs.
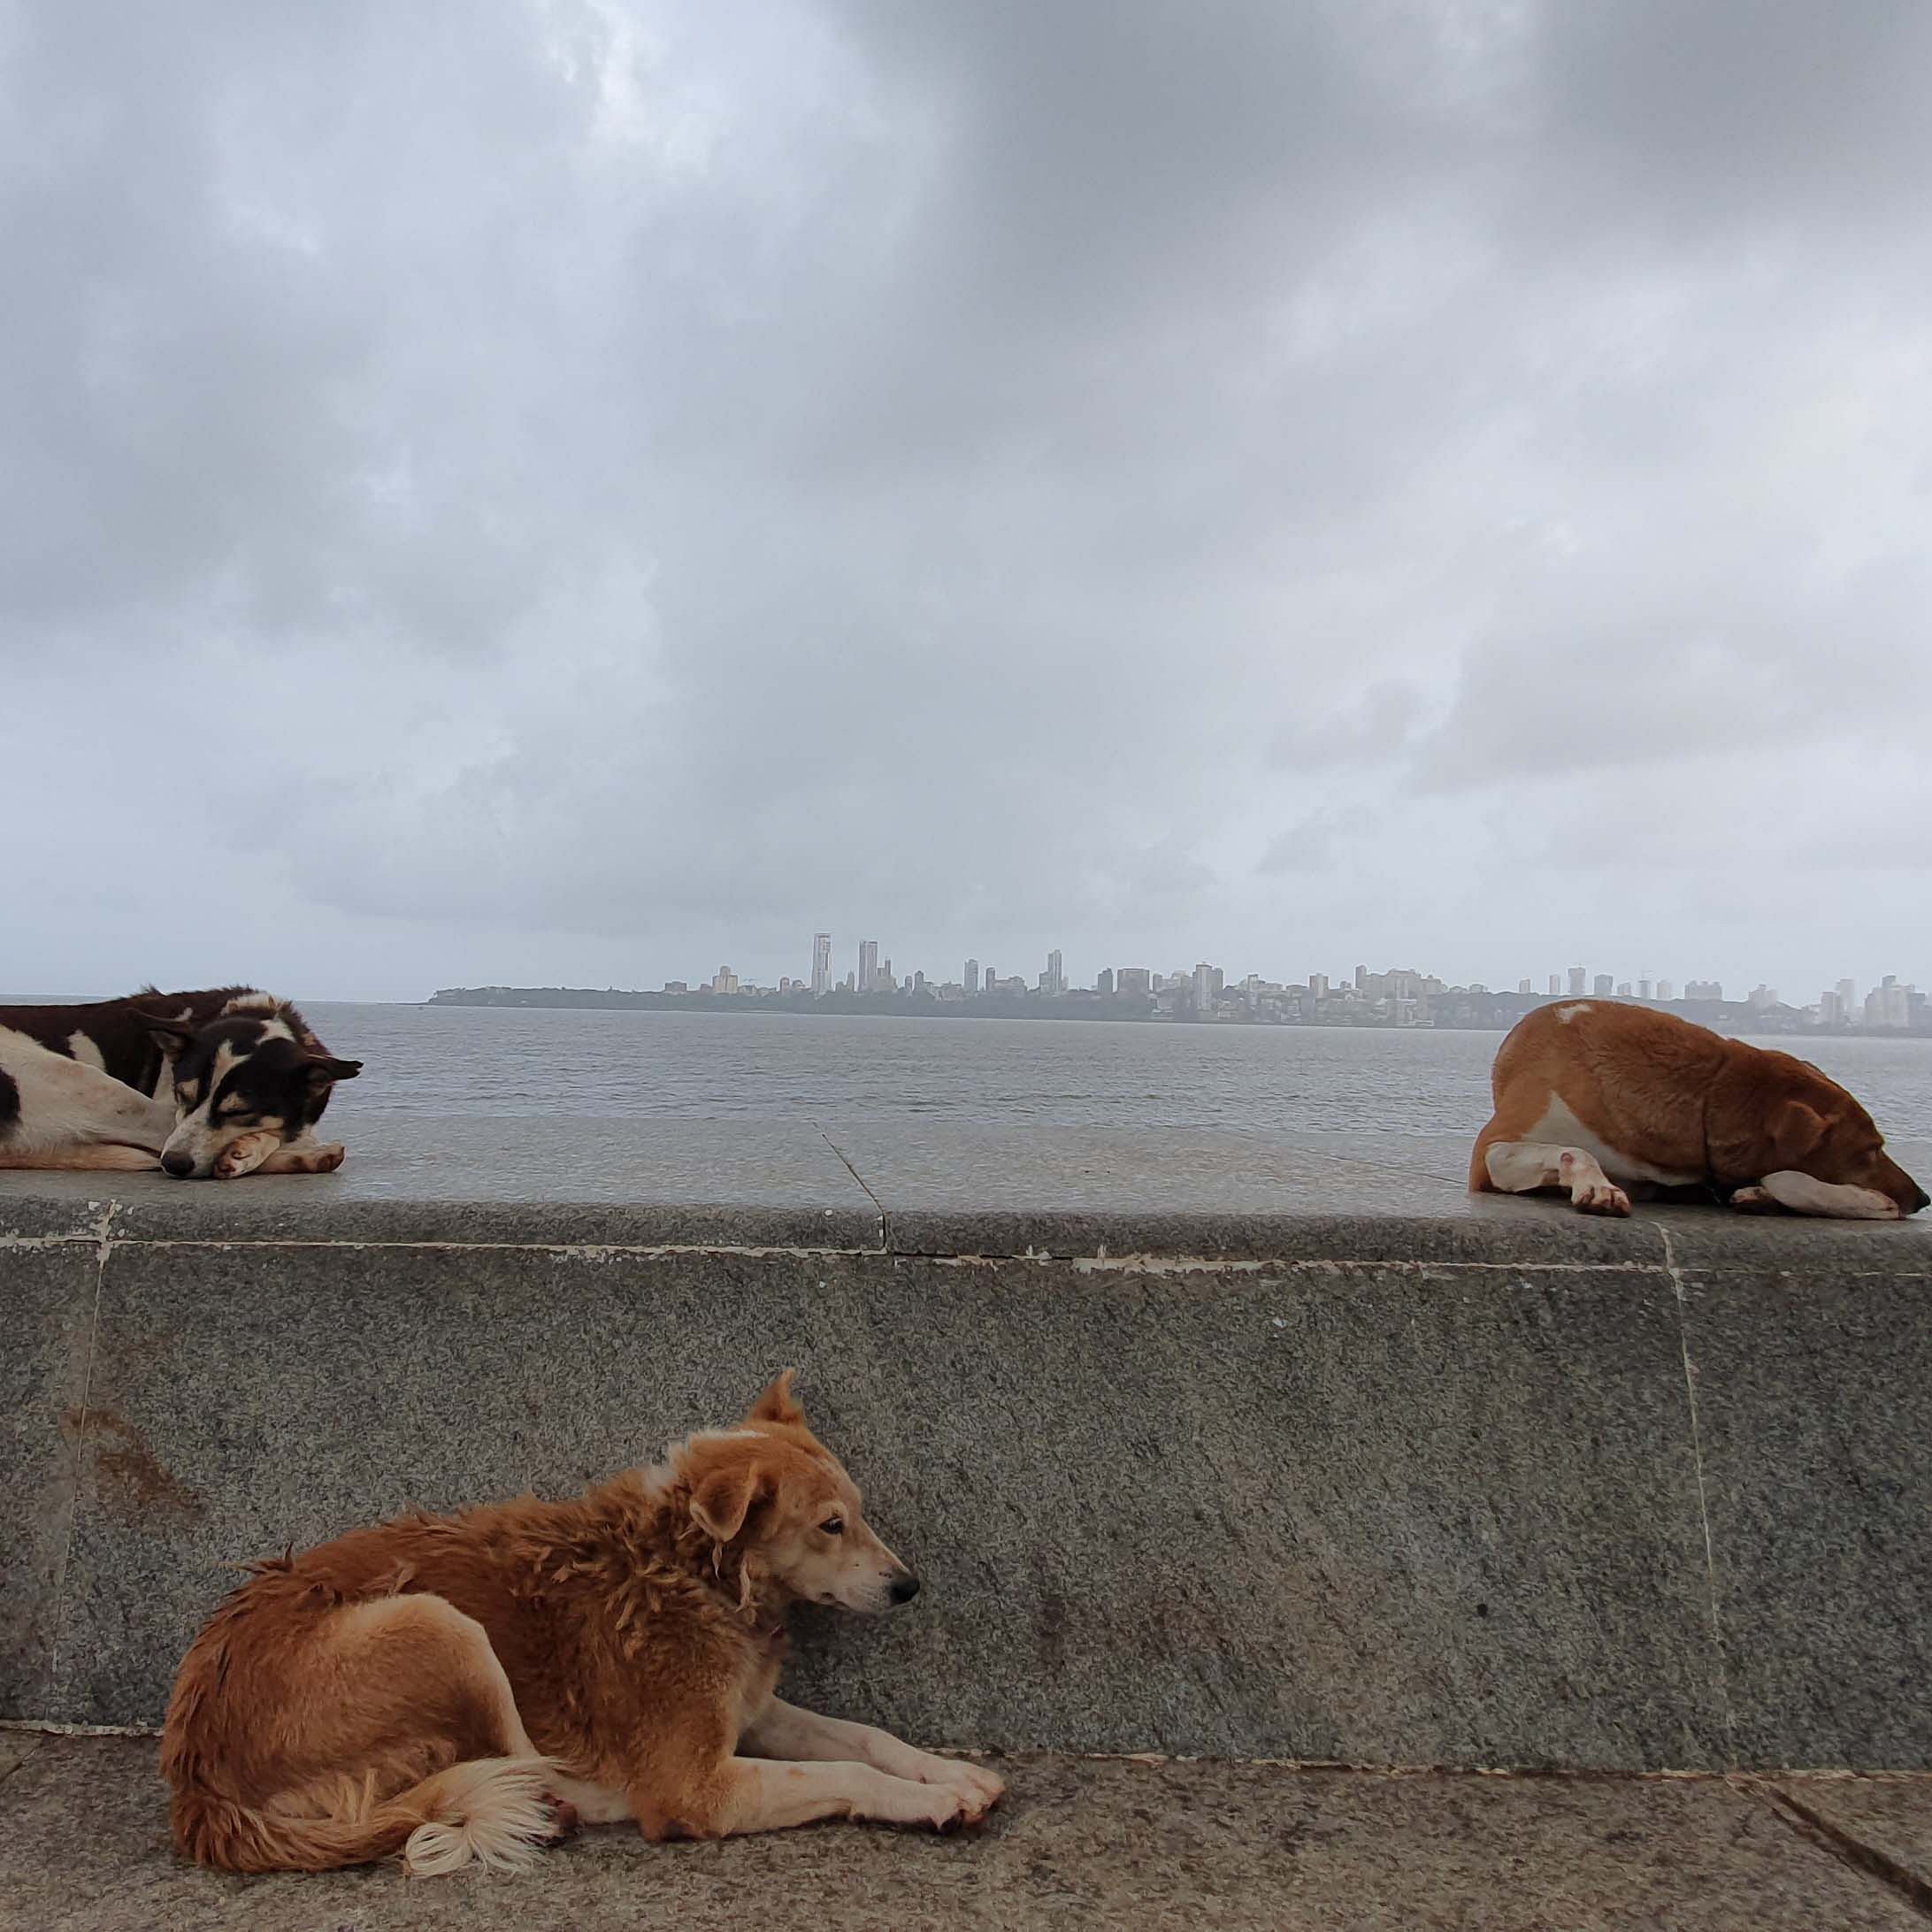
1471,1000 -> 1928,1220
160,1373 -> 1004,1875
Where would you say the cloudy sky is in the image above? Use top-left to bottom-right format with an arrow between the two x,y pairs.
5,0 -> 1928,1002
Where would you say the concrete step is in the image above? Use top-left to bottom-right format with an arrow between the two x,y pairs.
4,1145 -> 1930,1767
6,1733 -> 1931,1931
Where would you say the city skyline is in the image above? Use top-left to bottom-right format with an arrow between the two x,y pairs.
617,932 -> 1928,1033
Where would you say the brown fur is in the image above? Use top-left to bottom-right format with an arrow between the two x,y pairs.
1471,1001 -> 1927,1218
161,1373 -> 1003,1875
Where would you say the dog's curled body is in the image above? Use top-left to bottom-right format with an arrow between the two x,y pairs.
162,1375 -> 1003,1875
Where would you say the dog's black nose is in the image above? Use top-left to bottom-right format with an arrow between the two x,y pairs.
889,1574 -> 921,1606
1914,1186 -> 1930,1215
161,1152 -> 195,1178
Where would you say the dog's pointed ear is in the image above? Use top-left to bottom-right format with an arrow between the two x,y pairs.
748,1368 -> 805,1429
689,1460 -> 771,1544
1770,1098 -> 1827,1168
134,1009 -> 196,1053
302,1055 -> 362,1087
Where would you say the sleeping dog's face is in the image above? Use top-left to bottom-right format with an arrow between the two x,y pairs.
144,1011 -> 360,1179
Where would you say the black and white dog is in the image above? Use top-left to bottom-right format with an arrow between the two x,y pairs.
0,987 -> 359,1178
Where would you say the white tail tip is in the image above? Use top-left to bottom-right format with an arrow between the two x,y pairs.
402,1757 -> 561,1878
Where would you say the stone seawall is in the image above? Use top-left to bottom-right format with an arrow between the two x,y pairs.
4,1123 -> 1928,1770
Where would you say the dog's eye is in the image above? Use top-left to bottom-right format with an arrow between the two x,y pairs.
820,1516 -> 845,1537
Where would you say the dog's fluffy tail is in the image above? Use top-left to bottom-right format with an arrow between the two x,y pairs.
172,1755 -> 564,1876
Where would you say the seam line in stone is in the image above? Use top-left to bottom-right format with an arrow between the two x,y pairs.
1662,1224 -> 1736,1767
1753,1779 -> 1932,1920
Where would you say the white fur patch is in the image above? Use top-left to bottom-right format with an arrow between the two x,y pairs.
66,1031 -> 108,1072
1522,1097 -> 1701,1188
221,992 -> 282,1016
1554,1003 -> 1593,1024
0,1025 -> 175,1153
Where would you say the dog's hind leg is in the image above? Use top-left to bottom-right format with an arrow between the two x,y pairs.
0,1144 -> 161,1171
1483,1142 -> 1632,1216
313,1595 -> 573,1874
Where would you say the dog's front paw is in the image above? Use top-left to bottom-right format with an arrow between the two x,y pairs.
1729,1185 -> 1782,1214
214,1132 -> 280,1179
939,1760 -> 1005,1821
294,1141 -> 347,1174
919,1783 -> 987,1834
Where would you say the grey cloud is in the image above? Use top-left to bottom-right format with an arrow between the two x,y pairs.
3,0 -> 1928,1000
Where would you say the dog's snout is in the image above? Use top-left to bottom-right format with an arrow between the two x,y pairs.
1913,1184 -> 1930,1216
888,1573 -> 921,1606
161,1151 -> 196,1178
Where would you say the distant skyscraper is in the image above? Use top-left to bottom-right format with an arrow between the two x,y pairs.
964,958 -> 980,996
1354,964 -> 1368,991
1593,974 -> 1614,996
883,957 -> 893,990
858,939 -> 878,993
1116,967 -> 1151,996
1309,973 -> 1329,1000
1547,974 -> 1562,996
1517,978 -> 1532,995
1568,967 -> 1586,997
1047,948 -> 1063,995
1616,981 -> 1632,997
1655,978 -> 1675,1002
1096,967 -> 1115,995
1837,978 -> 1857,1013
1638,978 -> 1652,1000
811,932 -> 831,998
983,963 -> 994,993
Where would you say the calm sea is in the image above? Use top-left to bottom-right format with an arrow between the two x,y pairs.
288,1005 -> 1932,1143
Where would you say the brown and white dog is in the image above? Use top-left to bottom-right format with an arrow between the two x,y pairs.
1471,1000 -> 1928,1221
0,986 -> 357,1178
161,1372 -> 1005,1876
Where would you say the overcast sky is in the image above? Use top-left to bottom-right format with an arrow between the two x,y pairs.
4,1 -> 1928,1003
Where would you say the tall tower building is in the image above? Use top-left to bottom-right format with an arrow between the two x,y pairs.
1046,948 -> 1063,995
858,939 -> 878,993
1568,967 -> 1586,996
1593,974 -> 1614,996
1547,974 -> 1562,996
811,933 -> 831,998
964,958 -> 979,996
